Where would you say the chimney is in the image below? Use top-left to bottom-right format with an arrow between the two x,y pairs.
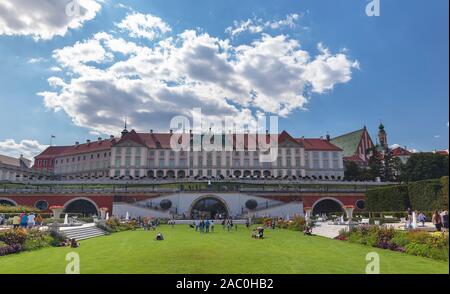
98,137 -> 102,141
326,134 -> 331,141
170,129 -> 173,134
266,130 -> 269,135
150,130 -> 153,134
110,135 -> 114,139
75,142 -> 79,146
86,139 -> 91,144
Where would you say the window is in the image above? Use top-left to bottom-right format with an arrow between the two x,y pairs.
286,149 -> 291,155
198,157 -> 203,167
244,159 -> 250,167
159,159 -> 165,168
149,151 -> 155,156
125,170 -> 130,176
216,157 -> 222,166
295,157 -> 301,167
125,156 -> 131,168
126,148 -> 131,155
135,157 -> 141,167
115,157 -> 121,167
115,170 -> 120,177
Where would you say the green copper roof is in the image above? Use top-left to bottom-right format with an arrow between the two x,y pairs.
331,129 -> 364,157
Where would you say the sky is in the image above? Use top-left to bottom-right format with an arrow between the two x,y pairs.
0,0 -> 448,160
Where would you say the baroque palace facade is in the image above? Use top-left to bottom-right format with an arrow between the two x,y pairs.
33,127 -> 345,180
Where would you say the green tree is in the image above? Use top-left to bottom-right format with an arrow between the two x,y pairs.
344,161 -> 361,181
403,153 -> 449,182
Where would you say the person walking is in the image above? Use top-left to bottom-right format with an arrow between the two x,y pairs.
205,219 -> 210,233
20,213 -> 28,229
35,214 -> 43,227
195,219 -> 200,232
418,212 -> 426,227
210,220 -> 215,232
432,210 -> 443,232
12,215 -> 21,229
443,211 -> 449,231
199,220 -> 205,234
27,212 -> 36,229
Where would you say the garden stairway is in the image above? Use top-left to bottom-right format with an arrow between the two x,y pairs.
60,224 -> 107,241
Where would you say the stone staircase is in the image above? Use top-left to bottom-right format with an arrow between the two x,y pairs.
61,225 -> 107,241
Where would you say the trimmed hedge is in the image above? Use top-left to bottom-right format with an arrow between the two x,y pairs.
366,176 -> 449,212
408,179 -> 445,211
366,185 -> 410,212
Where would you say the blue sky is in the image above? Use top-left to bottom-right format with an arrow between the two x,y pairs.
0,0 -> 448,158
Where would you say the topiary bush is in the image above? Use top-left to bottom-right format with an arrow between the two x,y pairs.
366,185 -> 410,212
245,199 -> 258,210
160,199 -> 172,210
408,179 -> 445,211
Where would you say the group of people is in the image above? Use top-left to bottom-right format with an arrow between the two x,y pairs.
191,219 -> 215,233
406,208 -> 449,232
9,212 -> 43,229
431,210 -> 449,232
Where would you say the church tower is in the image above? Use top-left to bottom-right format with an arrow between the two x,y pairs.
378,123 -> 388,152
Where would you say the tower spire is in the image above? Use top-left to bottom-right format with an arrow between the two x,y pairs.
121,118 -> 129,136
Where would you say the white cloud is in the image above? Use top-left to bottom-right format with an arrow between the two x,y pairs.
434,135 -> 441,138
27,57 -> 46,64
0,139 -> 47,160
226,14 -> 301,37
116,12 -> 171,41
0,0 -> 102,40
38,15 -> 358,135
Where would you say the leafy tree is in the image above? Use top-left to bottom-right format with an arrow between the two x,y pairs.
403,153 -> 449,182
344,161 -> 361,181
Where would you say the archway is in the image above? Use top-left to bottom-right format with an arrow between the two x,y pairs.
233,170 -> 242,177
263,170 -> 271,177
243,170 -> 252,177
167,170 -> 175,179
190,196 -> 229,219
177,170 -> 186,179
254,170 -> 261,178
147,170 -> 155,178
156,170 -> 164,178
312,198 -> 344,216
64,198 -> 99,216
0,198 -> 17,206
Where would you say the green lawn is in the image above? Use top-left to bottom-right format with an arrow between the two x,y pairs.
0,225 -> 447,274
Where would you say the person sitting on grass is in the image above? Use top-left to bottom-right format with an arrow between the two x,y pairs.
155,232 -> 164,241
304,225 -> 313,236
70,238 -> 80,248
252,227 -> 264,239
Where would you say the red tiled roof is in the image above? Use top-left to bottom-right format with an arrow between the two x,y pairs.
296,138 -> 343,151
343,154 -> 366,162
435,150 -> 449,155
58,139 -> 114,156
116,130 -> 147,146
138,133 -> 173,149
391,147 -> 412,156
35,146 -> 70,159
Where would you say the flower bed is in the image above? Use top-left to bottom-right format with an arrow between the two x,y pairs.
336,226 -> 449,261
96,218 -> 138,233
0,228 -> 65,257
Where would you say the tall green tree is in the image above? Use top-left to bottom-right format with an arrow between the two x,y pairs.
403,153 -> 449,182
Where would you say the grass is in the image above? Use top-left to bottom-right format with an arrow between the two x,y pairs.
0,225 -> 448,274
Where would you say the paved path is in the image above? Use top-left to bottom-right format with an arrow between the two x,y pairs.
312,222 -> 348,239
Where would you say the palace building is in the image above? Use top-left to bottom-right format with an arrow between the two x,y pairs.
33,127 -> 345,181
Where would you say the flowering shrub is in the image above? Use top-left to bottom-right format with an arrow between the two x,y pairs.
97,218 -> 138,233
0,228 -> 28,245
336,226 -> 449,261
0,243 -> 22,256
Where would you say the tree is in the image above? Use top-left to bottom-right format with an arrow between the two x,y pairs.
344,161 -> 361,181
403,153 -> 449,182
382,150 -> 404,182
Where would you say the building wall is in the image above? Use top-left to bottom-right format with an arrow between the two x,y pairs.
108,145 -> 343,179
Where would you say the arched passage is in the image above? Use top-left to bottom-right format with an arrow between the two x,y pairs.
312,198 -> 344,216
64,198 -> 99,216
190,196 -> 229,219
0,198 -> 17,206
